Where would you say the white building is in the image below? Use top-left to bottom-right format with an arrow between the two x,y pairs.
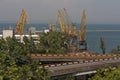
3,30 -> 13,39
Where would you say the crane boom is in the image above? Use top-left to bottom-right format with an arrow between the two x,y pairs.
58,9 -> 66,33
62,8 -> 70,34
15,9 -> 29,35
63,8 -> 71,27
63,8 -> 77,36
79,10 -> 86,42
78,9 -> 87,51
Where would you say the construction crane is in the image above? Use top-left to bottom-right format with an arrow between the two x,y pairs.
63,8 -> 71,35
63,8 -> 78,37
58,8 -> 72,35
58,9 -> 66,34
78,9 -> 87,50
72,24 -> 77,37
15,9 -> 29,35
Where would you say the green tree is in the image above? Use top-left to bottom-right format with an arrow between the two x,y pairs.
23,36 -> 37,53
111,45 -> 120,54
0,38 -> 8,52
0,37 -> 49,80
38,32 -> 68,54
100,37 -> 106,54
0,49 -> 49,80
89,67 -> 120,80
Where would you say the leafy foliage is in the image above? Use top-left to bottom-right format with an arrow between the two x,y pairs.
0,37 -> 49,80
38,32 -> 68,54
23,36 -> 37,53
111,45 -> 120,54
89,67 -> 120,80
0,31 -> 69,80
100,37 -> 106,54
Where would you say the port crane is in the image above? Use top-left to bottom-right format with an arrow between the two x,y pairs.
15,9 -> 29,35
63,8 -> 71,35
57,8 -> 78,52
58,8 -> 78,37
50,9 -> 87,52
78,10 -> 87,50
58,9 -> 66,34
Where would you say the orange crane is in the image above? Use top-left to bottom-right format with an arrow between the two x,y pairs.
79,9 -> 87,50
15,9 -> 29,35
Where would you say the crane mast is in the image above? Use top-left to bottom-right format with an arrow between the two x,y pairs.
78,9 -> 87,50
58,10 -> 66,33
63,8 -> 77,37
15,9 -> 29,35
79,10 -> 86,42
54,17 -> 58,32
62,8 -> 70,35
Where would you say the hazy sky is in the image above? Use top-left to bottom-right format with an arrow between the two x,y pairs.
0,0 -> 120,24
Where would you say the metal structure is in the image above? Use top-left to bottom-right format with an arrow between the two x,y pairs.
57,8 -> 78,52
63,8 -> 72,35
78,10 -> 87,50
57,8 -> 77,36
15,9 -> 29,35
58,9 -> 66,34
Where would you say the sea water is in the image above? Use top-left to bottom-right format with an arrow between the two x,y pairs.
0,23 -> 120,53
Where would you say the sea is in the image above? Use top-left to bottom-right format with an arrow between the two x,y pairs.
0,23 -> 120,54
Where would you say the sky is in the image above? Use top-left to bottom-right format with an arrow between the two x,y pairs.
0,0 -> 120,24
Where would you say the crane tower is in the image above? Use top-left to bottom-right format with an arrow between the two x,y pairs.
15,9 -> 29,35
78,10 -> 87,51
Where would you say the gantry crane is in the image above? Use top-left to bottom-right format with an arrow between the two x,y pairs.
78,10 -> 87,50
15,9 -> 29,35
